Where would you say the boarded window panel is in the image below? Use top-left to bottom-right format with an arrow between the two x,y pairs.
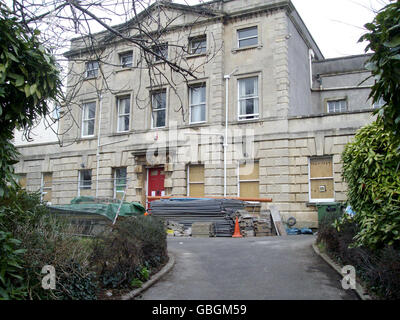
240,181 -> 260,198
42,173 -> 52,202
310,158 -> 333,178
310,179 -> 334,199
43,190 -> 52,202
189,183 -> 205,197
18,175 -> 27,189
239,162 -> 259,180
43,173 -> 52,187
188,165 -> 204,197
189,165 -> 204,182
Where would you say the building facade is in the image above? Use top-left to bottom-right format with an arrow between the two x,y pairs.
14,0 -> 377,228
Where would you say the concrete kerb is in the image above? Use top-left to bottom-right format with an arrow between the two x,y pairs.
120,253 -> 175,300
311,243 -> 372,300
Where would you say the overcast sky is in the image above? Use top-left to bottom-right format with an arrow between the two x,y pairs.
290,0 -> 388,58
175,0 -> 389,59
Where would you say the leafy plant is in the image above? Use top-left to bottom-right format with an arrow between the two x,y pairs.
91,216 -> 167,290
0,231 -> 27,300
360,0 -> 400,140
341,119 -> 400,249
130,278 -> 143,289
0,2 -> 61,196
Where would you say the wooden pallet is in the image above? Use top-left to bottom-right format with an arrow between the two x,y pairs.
269,205 -> 287,236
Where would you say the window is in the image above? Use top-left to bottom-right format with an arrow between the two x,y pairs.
189,36 -> 207,54
82,102 -> 96,137
78,170 -> 92,196
373,97 -> 386,109
187,165 -> 205,197
41,172 -> 52,203
151,90 -> 166,128
52,104 -> 61,120
117,96 -> 130,132
119,51 -> 133,68
152,43 -> 168,62
189,84 -> 206,124
17,174 -> 27,189
86,61 -> 99,78
238,77 -> 259,120
113,167 -> 127,200
309,157 -> 334,202
238,161 -> 259,198
327,99 -> 347,113
237,26 -> 258,48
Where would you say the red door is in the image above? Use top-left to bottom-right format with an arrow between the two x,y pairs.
147,167 -> 165,210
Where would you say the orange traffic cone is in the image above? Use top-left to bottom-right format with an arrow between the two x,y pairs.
232,216 -> 243,238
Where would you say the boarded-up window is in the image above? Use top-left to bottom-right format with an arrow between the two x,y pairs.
239,161 -> 259,198
17,174 -> 27,189
41,172 -> 52,203
188,165 -> 204,197
113,167 -> 127,200
309,157 -> 334,201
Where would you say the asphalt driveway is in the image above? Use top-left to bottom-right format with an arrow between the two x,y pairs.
137,235 -> 359,300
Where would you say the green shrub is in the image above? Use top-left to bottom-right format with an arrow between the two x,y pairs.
317,217 -> 400,300
91,216 -> 167,290
0,188 -> 97,300
341,119 -> 400,250
0,231 -> 27,300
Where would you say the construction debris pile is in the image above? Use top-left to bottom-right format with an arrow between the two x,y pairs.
233,210 -> 274,237
151,198 -> 244,237
151,198 -> 278,237
191,222 -> 216,238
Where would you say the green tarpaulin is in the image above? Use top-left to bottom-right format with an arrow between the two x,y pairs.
49,196 -> 145,221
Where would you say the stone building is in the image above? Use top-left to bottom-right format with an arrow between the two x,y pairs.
14,0 -> 378,228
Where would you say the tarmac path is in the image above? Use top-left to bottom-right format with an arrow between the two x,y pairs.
137,235 -> 358,300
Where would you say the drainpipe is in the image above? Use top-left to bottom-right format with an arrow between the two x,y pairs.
223,68 -> 238,197
96,93 -> 103,198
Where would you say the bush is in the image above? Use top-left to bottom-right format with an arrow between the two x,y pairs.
341,119 -> 400,250
91,216 -> 168,290
0,231 -> 26,299
0,188 -> 97,300
317,213 -> 400,300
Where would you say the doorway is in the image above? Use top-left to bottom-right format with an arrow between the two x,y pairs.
147,167 -> 165,209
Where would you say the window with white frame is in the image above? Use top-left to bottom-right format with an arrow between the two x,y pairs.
152,43 -> 168,62
189,36 -> 207,54
309,157 -> 334,202
117,96 -> 130,132
40,172 -> 52,203
238,77 -> 259,120
78,169 -> 92,196
119,51 -> 133,68
189,83 -> 206,124
82,102 -> 96,137
151,90 -> 166,128
327,99 -> 347,113
238,161 -> 259,198
86,61 -> 99,78
187,164 -> 205,197
113,167 -> 127,200
237,26 -> 258,48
